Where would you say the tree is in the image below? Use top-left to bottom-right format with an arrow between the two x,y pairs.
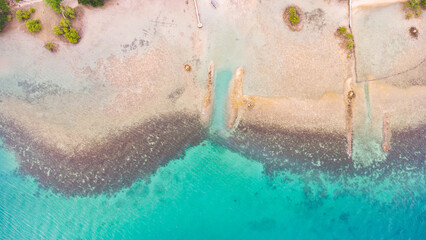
288,7 -> 299,25
16,9 -> 30,21
25,19 -> 42,33
78,0 -> 104,7
63,28 -> 80,43
61,6 -> 75,19
44,0 -> 63,13
0,0 -> 8,31
52,25 -> 63,35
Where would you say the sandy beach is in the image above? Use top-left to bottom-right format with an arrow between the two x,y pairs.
0,0 -> 424,195
0,0 -> 211,195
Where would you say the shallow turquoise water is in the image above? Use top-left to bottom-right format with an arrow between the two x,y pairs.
0,70 -> 425,239
1,141 -> 425,239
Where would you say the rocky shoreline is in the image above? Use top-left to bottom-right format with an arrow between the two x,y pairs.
0,112 -> 207,196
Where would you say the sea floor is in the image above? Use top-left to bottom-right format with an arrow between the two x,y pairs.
0,140 -> 424,240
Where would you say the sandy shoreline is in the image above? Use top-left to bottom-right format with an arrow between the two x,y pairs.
0,0 -> 424,195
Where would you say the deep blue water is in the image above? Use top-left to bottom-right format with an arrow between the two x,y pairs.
0,71 -> 425,239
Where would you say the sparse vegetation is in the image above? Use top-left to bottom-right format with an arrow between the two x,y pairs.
61,6 -> 75,19
53,25 -> 63,35
53,17 -> 80,43
337,26 -> 355,53
44,0 -> 63,13
78,0 -> 104,7
405,0 -> 425,17
63,28 -> 80,43
29,8 -> 35,14
0,0 -> 9,32
346,40 -> 354,50
288,7 -> 300,25
16,9 -> 31,21
25,19 -> 42,33
44,42 -> 54,51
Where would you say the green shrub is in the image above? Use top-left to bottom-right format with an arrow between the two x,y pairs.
288,7 -> 299,25
422,0 -> 426,8
78,0 -> 104,7
345,33 -> 353,39
0,0 -> 9,31
346,40 -> 354,50
16,9 -> 30,21
61,6 -> 75,19
52,25 -> 63,35
338,26 -> 347,34
407,12 -> 413,18
29,8 -> 35,13
64,28 -> 80,43
0,0 -> 9,13
44,42 -> 54,51
406,0 -> 421,10
60,17 -> 71,28
416,9 -> 423,15
0,14 -> 6,31
7,14 -> 11,21
25,19 -> 42,33
44,0 -> 63,13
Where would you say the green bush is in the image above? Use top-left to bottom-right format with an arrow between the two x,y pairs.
345,33 -> 353,39
25,19 -> 42,33
16,9 -> 30,21
0,0 -> 8,31
64,28 -> 80,43
288,7 -> 299,25
7,14 -> 11,21
416,9 -> 423,15
44,42 -> 54,51
346,40 -> 354,50
44,0 -> 63,13
0,0 -> 9,13
407,12 -> 414,18
406,0 -> 421,10
61,6 -> 75,19
52,25 -> 63,35
0,14 -> 6,31
78,0 -> 104,7
29,8 -> 35,13
60,17 -> 71,28
422,0 -> 426,8
338,27 -> 347,34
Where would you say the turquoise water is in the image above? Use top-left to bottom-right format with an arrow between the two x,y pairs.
0,71 -> 425,239
1,140 -> 425,239
210,70 -> 232,133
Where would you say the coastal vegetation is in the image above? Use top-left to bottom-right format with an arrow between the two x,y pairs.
25,19 -> 42,33
337,26 -> 355,52
44,0 -> 63,13
61,5 -> 75,19
283,5 -> 303,31
78,0 -> 104,7
16,8 -> 35,21
44,42 -> 54,51
288,7 -> 299,25
0,0 -> 10,32
53,17 -> 80,43
404,0 -> 426,18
